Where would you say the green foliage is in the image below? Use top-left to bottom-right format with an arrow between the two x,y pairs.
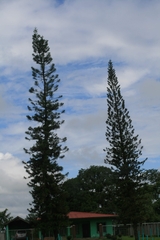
23,28 -> 68,238
0,209 -> 13,230
67,236 -> 72,240
25,213 -> 38,226
104,60 -> 153,240
144,169 -> 160,221
106,233 -> 112,239
63,165 -> 116,213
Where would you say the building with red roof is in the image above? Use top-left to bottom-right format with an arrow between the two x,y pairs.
67,211 -> 117,238
4,213 -> 117,240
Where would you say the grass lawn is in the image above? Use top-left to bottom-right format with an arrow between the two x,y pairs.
117,236 -> 160,240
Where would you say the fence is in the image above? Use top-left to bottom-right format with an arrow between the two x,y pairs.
102,223 -> 160,238
8,228 -> 67,240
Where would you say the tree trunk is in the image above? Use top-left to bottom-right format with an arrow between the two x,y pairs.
54,230 -> 58,240
133,224 -> 139,240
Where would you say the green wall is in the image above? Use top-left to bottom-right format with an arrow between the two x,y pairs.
68,217 -> 115,238
90,218 -> 113,237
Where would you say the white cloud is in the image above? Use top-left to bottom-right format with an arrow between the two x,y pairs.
0,0 -> 159,70
0,153 -> 31,217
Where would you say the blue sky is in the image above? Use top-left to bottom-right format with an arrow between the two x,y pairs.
0,0 -> 160,217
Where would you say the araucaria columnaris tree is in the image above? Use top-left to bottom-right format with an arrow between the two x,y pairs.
23,29 -> 68,239
104,60 -> 152,240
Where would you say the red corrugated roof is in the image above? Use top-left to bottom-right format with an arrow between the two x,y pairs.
68,211 -> 117,219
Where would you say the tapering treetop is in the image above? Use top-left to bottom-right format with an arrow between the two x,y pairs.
104,60 -> 146,178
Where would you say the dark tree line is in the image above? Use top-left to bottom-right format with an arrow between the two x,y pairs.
63,165 -> 116,214
63,166 -> 160,223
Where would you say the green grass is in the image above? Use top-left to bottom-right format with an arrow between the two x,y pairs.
114,236 -> 160,240
97,236 -> 160,240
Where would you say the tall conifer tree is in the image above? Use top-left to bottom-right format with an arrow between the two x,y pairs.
104,60 -> 151,240
23,29 -> 68,238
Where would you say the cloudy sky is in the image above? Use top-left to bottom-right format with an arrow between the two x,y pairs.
0,0 -> 160,218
